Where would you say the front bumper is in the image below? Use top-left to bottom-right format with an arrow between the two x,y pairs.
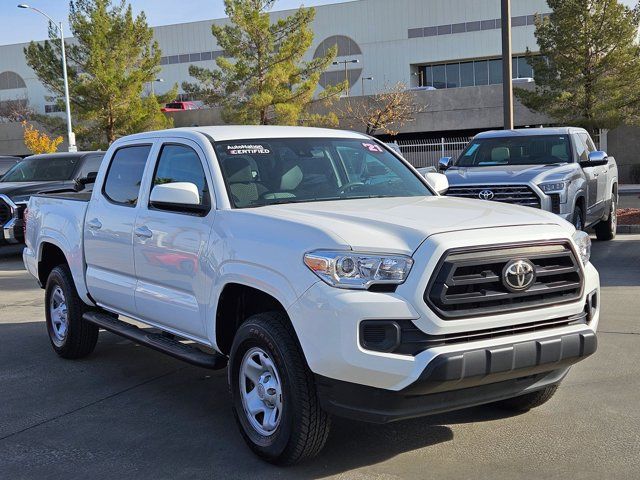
2,216 -> 24,244
316,328 -> 596,423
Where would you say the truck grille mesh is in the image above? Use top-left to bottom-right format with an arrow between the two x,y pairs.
425,241 -> 584,319
0,198 -> 11,226
446,184 -> 541,208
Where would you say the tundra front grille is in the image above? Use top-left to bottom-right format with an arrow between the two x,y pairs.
425,241 -> 584,319
446,184 -> 541,208
0,198 -> 11,226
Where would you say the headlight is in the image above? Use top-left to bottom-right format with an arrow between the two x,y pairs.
303,250 -> 413,289
572,230 -> 591,265
539,182 -> 565,193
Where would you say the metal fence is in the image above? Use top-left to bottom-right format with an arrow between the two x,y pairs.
395,137 -> 472,169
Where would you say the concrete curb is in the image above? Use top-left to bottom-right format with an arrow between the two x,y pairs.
617,225 -> 640,234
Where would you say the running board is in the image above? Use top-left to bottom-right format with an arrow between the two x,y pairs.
83,311 -> 227,370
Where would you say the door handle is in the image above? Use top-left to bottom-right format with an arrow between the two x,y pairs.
87,218 -> 102,230
134,226 -> 153,239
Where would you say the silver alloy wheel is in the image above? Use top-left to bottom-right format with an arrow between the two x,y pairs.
239,347 -> 283,436
611,198 -> 617,232
49,286 -> 68,343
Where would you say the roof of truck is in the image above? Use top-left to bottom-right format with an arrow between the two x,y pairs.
474,127 -> 587,139
118,125 -> 370,143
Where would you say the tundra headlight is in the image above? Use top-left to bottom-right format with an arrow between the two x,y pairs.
538,182 -> 566,193
572,230 -> 591,265
303,250 -> 413,289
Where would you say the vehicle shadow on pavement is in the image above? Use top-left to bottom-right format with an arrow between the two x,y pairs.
0,322 -> 524,479
589,238 -> 640,287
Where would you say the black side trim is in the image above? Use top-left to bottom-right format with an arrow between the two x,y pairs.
84,311 -> 227,370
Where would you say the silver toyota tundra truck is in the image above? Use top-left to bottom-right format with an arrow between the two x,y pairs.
439,128 -> 618,241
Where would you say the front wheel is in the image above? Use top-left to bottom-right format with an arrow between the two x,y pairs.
229,312 -> 331,465
595,194 -> 617,241
45,265 -> 99,359
572,206 -> 584,232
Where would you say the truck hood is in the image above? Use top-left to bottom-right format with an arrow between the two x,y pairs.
255,196 -> 572,254
0,181 -> 75,203
446,163 -> 579,185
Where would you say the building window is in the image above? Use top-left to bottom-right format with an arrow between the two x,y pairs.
408,12 -> 545,39
44,104 -> 64,113
0,71 -> 27,90
418,55 -> 536,89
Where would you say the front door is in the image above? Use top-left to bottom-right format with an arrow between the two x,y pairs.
84,144 -> 153,314
132,140 -> 214,341
573,134 -> 601,224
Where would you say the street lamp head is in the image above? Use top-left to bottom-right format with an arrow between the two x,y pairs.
17,4 -> 30,8
351,59 -> 360,64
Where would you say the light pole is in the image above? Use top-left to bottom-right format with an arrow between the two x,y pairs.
332,59 -> 359,97
501,0 -> 514,130
150,78 -> 164,96
412,70 -> 424,87
361,76 -> 373,97
18,4 -> 76,152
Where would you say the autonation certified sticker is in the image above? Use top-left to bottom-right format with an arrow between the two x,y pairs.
227,144 -> 271,155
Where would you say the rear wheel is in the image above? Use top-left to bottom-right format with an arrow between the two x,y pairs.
45,265 -> 99,359
229,312 -> 330,465
492,385 -> 558,412
595,193 -> 617,241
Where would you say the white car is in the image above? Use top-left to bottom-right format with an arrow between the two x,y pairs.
23,126 -> 600,465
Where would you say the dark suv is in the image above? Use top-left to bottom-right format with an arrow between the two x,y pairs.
0,151 -> 104,244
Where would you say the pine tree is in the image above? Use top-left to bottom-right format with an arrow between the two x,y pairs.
516,0 -> 640,133
183,0 -> 343,126
24,0 -> 176,148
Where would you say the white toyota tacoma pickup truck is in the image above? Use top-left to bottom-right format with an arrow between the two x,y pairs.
23,126 -> 600,465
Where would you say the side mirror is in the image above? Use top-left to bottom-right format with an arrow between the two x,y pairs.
582,151 -> 609,167
424,172 -> 449,194
150,182 -> 207,214
78,171 -> 98,186
438,157 -> 453,171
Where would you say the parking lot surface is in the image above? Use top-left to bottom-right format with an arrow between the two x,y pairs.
0,238 -> 639,480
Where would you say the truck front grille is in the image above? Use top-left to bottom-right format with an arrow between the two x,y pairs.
0,198 -> 11,226
425,241 -> 584,319
446,184 -> 541,208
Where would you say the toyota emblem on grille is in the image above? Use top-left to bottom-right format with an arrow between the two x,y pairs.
502,259 -> 536,292
478,190 -> 495,200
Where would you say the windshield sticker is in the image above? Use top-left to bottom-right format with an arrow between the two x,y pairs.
465,143 -> 480,156
226,144 -> 271,155
362,142 -> 384,153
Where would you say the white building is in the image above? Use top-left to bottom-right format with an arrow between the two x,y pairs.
1,0 -> 549,119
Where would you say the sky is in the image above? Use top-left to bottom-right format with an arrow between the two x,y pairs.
0,0 -> 353,45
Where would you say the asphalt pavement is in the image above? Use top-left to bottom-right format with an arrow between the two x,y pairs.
0,238 -> 638,480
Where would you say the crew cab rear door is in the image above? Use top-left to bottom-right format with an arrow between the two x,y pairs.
84,143 -> 153,314
131,139 -> 214,341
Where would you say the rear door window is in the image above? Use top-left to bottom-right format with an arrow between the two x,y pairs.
103,145 -> 151,206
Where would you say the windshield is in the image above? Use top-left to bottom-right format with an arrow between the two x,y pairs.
1,156 -> 79,182
455,135 -> 572,168
213,137 -> 431,208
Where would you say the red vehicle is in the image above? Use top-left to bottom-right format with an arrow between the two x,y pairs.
161,101 -> 202,112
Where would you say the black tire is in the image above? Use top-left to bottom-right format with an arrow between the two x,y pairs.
572,206 -> 585,232
492,385 -> 558,412
45,265 -> 99,359
595,193 -> 617,241
229,312 -> 331,465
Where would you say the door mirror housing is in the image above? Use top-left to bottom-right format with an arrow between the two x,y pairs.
424,172 -> 449,194
582,151 -> 609,167
438,157 -> 453,171
150,182 -> 208,215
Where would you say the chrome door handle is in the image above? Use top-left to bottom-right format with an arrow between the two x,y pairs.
134,226 -> 153,239
87,218 -> 102,230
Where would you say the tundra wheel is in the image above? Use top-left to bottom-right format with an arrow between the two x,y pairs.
572,207 -> 584,231
595,194 -> 617,241
45,265 -> 99,359
229,312 -> 331,465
